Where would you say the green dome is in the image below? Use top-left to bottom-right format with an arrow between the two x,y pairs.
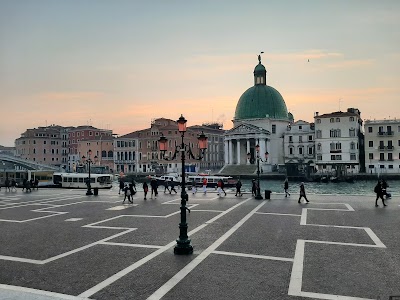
254,63 -> 266,73
234,85 -> 289,120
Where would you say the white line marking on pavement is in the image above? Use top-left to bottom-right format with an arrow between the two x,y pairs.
106,205 -> 138,210
213,250 -> 293,262
191,209 -> 224,213
147,200 -> 266,300
0,284 -> 92,300
99,242 -> 163,249
65,218 -> 83,222
255,212 -> 301,217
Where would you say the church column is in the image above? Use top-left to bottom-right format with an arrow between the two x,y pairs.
237,139 -> 241,165
228,140 -> 233,165
260,139 -> 266,164
246,139 -> 250,164
224,140 -> 228,165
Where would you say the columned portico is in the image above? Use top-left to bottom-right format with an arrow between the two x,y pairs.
228,140 -> 233,165
246,139 -> 250,164
236,140 -> 241,165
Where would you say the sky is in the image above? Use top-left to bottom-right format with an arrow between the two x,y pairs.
1,0 -> 399,146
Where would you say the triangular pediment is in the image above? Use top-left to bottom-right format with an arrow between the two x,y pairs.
225,123 -> 270,135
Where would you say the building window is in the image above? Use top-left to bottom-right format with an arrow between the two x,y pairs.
308,135 -> 313,141
369,141 -> 373,147
369,153 -> 373,159
349,128 -> 356,137
336,118 -> 340,122
369,165 -> 374,169
350,142 -> 355,150
316,119 -> 321,123
317,143 -> 321,151
289,136 -> 293,142
350,153 -> 356,160
316,130 -> 322,138
272,125 -> 276,134
389,165 -> 393,169
330,118 -> 334,123
299,136 -> 303,143
317,154 -> 322,160
77,132 -> 80,137
380,153 -> 385,161
388,153 -> 393,161
289,147 -> 293,155
368,127 -> 373,133
331,155 -> 335,160
299,125 -> 302,130
350,117 -> 354,122
308,146 -> 313,155
298,147 -> 303,155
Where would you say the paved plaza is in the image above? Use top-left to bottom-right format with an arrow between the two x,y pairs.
0,186 -> 400,300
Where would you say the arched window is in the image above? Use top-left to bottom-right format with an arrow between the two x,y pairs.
102,150 -> 107,158
317,143 -> 322,151
108,150 -> 113,157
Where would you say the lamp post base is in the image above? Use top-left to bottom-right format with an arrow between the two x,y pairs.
86,189 -> 93,196
255,188 -> 263,200
174,239 -> 193,255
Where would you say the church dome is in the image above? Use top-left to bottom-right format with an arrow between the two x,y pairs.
234,56 -> 289,121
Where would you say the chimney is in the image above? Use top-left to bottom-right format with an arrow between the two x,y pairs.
315,112 -> 319,117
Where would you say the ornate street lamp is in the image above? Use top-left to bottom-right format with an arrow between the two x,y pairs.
254,145 -> 269,200
82,149 -> 93,195
158,115 -> 208,255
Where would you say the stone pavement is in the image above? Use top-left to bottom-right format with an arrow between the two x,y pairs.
1,187 -> 400,300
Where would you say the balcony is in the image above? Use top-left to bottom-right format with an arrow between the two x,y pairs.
378,146 -> 394,151
377,131 -> 394,136
330,150 -> 342,153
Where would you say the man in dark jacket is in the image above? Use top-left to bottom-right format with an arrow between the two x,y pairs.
375,181 -> 387,207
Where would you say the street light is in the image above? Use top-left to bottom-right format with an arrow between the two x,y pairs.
254,145 -> 269,200
82,149 -> 94,196
158,115 -> 208,255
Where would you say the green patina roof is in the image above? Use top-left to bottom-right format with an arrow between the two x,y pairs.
234,85 -> 289,120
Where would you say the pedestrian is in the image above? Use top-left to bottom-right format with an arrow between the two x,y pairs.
192,182 -> 197,194
119,179 -> 124,195
284,178 -> 290,197
202,177 -> 207,194
34,178 -> 39,190
217,179 -> 222,196
169,179 -> 177,194
374,181 -> 386,207
11,179 -> 16,191
22,178 -> 27,192
235,179 -> 242,196
25,179 -> 32,193
164,180 -> 170,193
251,179 -> 257,197
220,179 -> 226,196
143,181 -> 148,200
123,184 -> 132,204
150,178 -> 158,198
129,183 -> 136,197
298,182 -> 309,203
5,177 -> 11,192
30,178 -> 34,190
381,179 -> 391,199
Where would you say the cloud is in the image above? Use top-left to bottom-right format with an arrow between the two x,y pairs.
38,91 -> 106,101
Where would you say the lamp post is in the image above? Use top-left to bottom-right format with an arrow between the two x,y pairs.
159,115 -> 208,255
254,145 -> 269,200
82,149 -> 93,195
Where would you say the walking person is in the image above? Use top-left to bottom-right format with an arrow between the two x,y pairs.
220,179 -> 226,196
235,179 -> 242,196
169,179 -> 177,194
11,179 -> 16,192
202,177 -> 207,194
164,180 -> 171,194
143,181 -> 148,200
298,182 -> 309,203
119,179 -> 124,195
374,181 -> 387,207
22,178 -> 27,192
5,178 -> 11,192
34,178 -> 39,190
129,183 -> 136,198
284,178 -> 290,197
381,179 -> 391,199
217,179 -> 223,196
150,178 -> 158,198
123,184 -> 132,204
251,179 -> 257,197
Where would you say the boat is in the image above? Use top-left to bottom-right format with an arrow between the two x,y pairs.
320,176 -> 329,183
154,173 -> 182,187
52,172 -> 113,189
187,174 -> 237,188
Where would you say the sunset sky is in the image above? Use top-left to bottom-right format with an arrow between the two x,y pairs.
1,0 -> 399,146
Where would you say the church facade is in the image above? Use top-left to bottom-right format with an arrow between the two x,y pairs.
224,56 -> 292,172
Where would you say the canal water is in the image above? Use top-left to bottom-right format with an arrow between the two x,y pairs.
236,179 -> 399,196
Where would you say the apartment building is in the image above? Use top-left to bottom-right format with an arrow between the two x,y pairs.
283,120 -> 315,176
314,108 -> 364,176
364,119 -> 400,174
